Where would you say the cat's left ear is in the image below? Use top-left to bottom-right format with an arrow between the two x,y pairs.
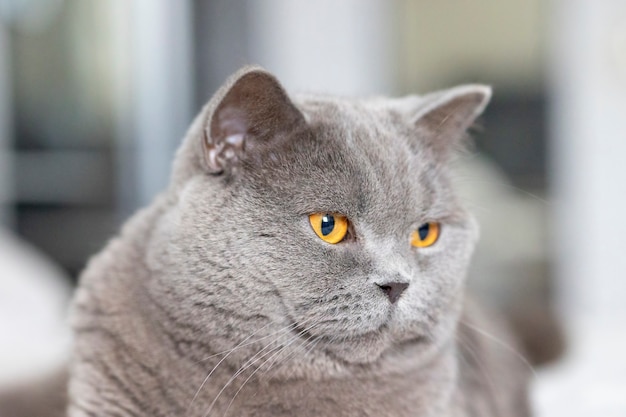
202,66 -> 306,174
408,85 -> 491,158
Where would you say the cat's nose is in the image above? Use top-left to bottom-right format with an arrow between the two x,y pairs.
376,282 -> 409,304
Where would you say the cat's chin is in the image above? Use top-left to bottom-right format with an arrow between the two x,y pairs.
320,330 -> 391,364
320,329 -> 433,367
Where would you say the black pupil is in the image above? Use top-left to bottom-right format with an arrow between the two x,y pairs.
418,223 -> 430,240
321,215 -> 335,236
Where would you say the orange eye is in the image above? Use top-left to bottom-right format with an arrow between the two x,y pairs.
309,213 -> 349,244
411,222 -> 440,248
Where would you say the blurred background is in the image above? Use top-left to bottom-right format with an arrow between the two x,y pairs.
0,0 -> 625,416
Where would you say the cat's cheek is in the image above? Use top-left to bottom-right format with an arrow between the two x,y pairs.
286,287 -> 389,340
390,287 -> 459,343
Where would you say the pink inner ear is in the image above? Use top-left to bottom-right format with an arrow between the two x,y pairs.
225,133 -> 245,146
215,107 -> 248,141
205,107 -> 249,174
202,69 -> 305,174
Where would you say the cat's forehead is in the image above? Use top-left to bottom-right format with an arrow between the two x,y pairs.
295,94 -> 435,182
296,94 -> 401,131
248,95 -> 448,224
295,95 -> 413,163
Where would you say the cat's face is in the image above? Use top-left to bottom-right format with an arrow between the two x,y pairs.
150,68 -> 489,371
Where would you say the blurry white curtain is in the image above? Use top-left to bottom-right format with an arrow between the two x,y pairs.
536,1 -> 626,415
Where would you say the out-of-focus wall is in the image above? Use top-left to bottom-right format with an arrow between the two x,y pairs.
398,0 -> 544,94
108,0 -> 194,214
550,0 -> 626,324
0,16 -> 12,226
246,0 -> 394,96
396,1 -> 548,193
534,3 -> 626,415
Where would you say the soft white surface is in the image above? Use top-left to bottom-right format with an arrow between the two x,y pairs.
0,229 -> 72,388
532,318 -> 626,417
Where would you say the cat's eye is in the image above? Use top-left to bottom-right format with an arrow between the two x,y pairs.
309,213 -> 349,244
411,222 -> 440,248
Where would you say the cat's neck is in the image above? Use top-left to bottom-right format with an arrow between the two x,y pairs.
197,350 -> 459,417
72,301 -> 460,417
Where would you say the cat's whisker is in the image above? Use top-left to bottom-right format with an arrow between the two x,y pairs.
187,320 -> 277,413
196,318 -> 312,363
281,332 -> 331,382
190,318 -> 316,415
263,320 -> 327,373
202,343 -> 286,417
437,112 -> 453,127
203,320 -> 323,417
459,320 -> 537,379
454,332 -> 499,406
263,330 -> 319,375
220,327 -> 322,417
458,199 -> 494,215
452,177 -> 552,206
222,322 -> 321,417
301,331 -> 325,358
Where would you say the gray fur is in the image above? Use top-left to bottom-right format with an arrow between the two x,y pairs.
67,67 -> 530,417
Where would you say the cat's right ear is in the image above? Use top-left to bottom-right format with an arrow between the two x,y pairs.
201,67 -> 305,174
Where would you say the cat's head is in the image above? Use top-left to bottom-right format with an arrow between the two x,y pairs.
148,67 -> 489,373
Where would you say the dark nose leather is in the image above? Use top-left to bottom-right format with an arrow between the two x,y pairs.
377,282 -> 409,304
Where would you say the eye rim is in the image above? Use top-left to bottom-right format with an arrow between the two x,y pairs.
309,212 -> 350,244
410,222 -> 441,248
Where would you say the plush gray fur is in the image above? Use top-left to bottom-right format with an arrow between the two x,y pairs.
66,67 -> 530,417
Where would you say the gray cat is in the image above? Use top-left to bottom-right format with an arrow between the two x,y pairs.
64,66 -> 530,417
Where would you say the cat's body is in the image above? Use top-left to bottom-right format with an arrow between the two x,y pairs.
65,67 -> 530,417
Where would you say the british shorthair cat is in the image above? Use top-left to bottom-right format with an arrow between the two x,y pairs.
63,66 -> 530,417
